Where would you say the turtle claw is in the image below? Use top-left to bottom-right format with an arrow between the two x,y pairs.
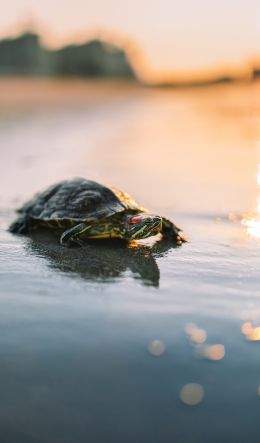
161,216 -> 187,244
177,233 -> 189,244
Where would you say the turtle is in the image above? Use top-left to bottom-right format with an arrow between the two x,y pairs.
9,178 -> 186,246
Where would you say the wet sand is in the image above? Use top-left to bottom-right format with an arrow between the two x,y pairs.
1,79 -> 260,442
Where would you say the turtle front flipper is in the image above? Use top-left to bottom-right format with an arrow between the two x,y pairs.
161,217 -> 188,244
60,223 -> 91,246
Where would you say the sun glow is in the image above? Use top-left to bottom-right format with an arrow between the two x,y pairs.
242,161 -> 260,239
242,216 -> 260,239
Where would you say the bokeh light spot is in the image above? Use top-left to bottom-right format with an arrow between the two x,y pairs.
195,344 -> 225,361
185,323 -> 207,344
241,322 -> 253,336
180,383 -> 204,406
148,339 -> 166,356
206,344 -> 225,360
247,326 -> 260,341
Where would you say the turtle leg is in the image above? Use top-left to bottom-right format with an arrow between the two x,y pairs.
161,216 -> 187,244
60,223 -> 91,246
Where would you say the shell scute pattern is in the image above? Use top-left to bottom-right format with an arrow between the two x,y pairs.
17,178 -> 138,223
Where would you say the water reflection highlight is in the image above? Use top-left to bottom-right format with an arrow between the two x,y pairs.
242,162 -> 260,239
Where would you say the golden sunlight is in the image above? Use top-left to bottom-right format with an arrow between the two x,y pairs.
242,162 -> 260,239
242,216 -> 260,239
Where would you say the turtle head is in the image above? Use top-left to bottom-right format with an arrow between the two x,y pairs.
125,213 -> 162,240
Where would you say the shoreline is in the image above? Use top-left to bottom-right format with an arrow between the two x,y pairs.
0,78 -> 140,108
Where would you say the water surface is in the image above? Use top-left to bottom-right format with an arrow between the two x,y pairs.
1,80 -> 260,442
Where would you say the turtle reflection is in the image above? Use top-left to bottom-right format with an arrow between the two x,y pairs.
26,231 -> 179,287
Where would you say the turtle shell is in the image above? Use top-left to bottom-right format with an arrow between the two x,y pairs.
17,178 -> 143,223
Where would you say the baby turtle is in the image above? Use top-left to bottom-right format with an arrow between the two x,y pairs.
9,178 -> 186,246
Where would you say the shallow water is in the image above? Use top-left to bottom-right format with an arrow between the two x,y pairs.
1,80 -> 260,442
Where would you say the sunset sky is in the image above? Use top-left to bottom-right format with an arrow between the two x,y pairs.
1,0 -> 259,80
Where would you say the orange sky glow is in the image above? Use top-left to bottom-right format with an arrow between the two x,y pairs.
0,0 -> 259,82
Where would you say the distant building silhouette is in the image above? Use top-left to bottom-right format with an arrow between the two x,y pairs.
0,32 -> 135,78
